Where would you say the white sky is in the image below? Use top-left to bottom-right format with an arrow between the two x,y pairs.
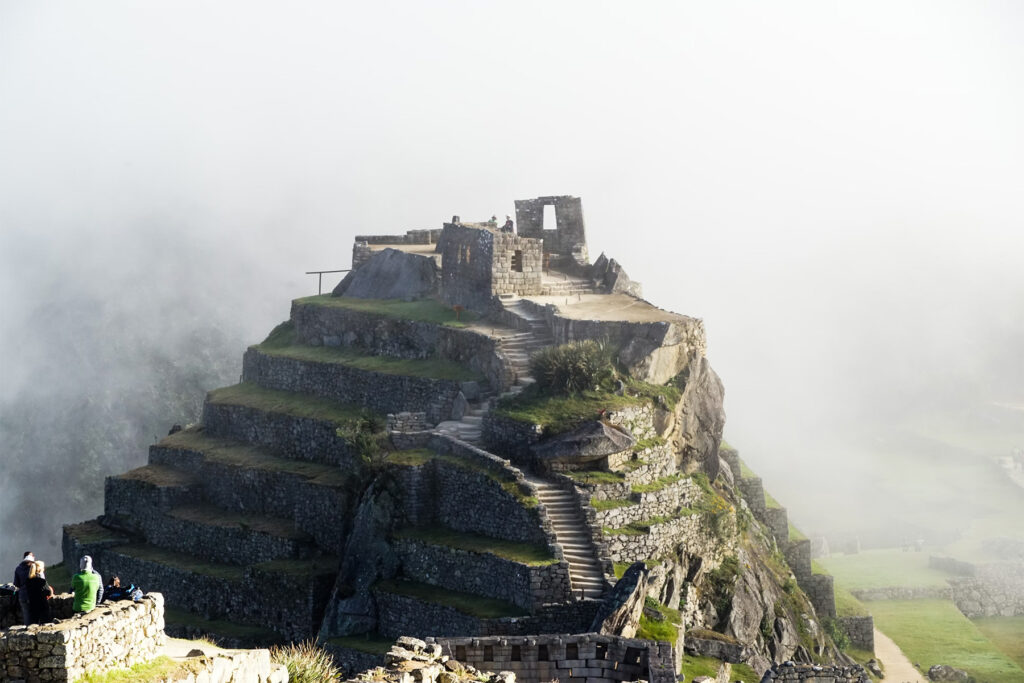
2,1 -> 1023,536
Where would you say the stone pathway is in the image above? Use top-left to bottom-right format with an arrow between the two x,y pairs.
528,476 -> 607,599
873,628 -> 926,683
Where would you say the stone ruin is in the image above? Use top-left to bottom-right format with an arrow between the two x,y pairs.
45,195 -> 867,682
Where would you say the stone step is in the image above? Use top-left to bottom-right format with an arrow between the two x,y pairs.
146,428 -> 353,555
97,543 -> 338,641
139,503 -> 320,566
201,383 -> 369,467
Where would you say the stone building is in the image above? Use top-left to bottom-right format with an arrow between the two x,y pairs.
439,222 -> 544,310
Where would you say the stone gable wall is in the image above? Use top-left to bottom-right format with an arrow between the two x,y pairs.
0,593 -> 164,683
837,616 -> 874,652
392,539 -> 572,611
439,224 -> 496,311
243,347 -> 463,425
489,231 -> 543,298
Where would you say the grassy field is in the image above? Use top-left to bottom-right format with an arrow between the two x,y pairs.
816,548 -> 952,590
972,616 -> 1024,670
869,600 -> 1024,683
294,295 -> 478,327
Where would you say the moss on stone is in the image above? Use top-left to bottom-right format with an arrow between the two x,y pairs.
77,655 -> 207,683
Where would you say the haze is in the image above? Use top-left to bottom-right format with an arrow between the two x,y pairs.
2,1 -> 1023,568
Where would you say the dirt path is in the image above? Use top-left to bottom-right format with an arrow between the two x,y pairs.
874,628 -> 926,682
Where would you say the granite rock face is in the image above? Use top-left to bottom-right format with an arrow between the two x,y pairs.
590,561 -> 649,638
532,420 -> 636,465
333,247 -> 440,299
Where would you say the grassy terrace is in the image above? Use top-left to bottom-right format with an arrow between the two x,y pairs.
65,519 -> 129,546
163,606 -> 281,643
678,655 -> 758,683
603,510 -> 694,536
294,295 -> 479,327
631,472 -> 685,494
385,449 -> 537,507
394,526 -> 558,566
170,504 -> 305,539
111,544 -> 336,580
815,548 -> 953,590
374,578 -> 527,619
327,633 -> 395,656
870,600 -> 1024,683
118,464 -> 197,487
161,429 -> 352,487
590,497 -> 635,511
566,469 -> 625,485
207,382 -> 380,426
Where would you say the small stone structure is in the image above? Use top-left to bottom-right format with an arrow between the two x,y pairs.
764,661 -> 869,682
513,195 -> 588,265
440,223 -> 544,310
429,633 -> 676,683
0,593 -> 165,683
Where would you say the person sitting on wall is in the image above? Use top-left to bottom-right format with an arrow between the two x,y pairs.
26,561 -> 54,625
103,576 -> 143,602
71,555 -> 102,614
13,550 -> 35,626
501,215 -> 514,233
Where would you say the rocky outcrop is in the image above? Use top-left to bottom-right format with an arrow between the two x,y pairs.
532,420 -> 636,465
591,253 -> 642,297
670,357 -> 725,481
333,248 -> 440,300
927,664 -> 970,682
590,561 -> 649,638
353,636 -> 508,683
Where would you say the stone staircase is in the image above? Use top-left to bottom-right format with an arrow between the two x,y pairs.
528,477 -> 608,599
540,274 -> 597,297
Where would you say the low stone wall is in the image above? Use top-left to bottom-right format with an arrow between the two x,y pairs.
354,229 -> 441,245
849,585 -> 952,602
763,507 -> 789,545
322,641 -> 386,678
290,302 -> 514,391
393,538 -> 572,611
949,562 -> 1024,617
387,412 -> 427,433
604,513 -> 707,564
202,399 -> 359,467
243,347 -> 463,425
593,479 -> 701,529
837,616 -> 874,652
0,593 -> 165,683
482,413 -> 545,462
429,633 -> 677,683
766,662 -> 868,682
172,648 -> 287,683
783,539 -> 812,583
803,574 -> 836,618
737,477 -> 767,518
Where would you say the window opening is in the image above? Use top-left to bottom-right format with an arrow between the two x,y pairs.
511,249 -> 523,272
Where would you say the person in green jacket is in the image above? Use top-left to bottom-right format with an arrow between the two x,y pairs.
72,555 -> 102,613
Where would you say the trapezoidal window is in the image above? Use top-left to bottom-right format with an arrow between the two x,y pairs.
511,249 -> 523,272
510,645 -> 522,662
565,643 -> 578,659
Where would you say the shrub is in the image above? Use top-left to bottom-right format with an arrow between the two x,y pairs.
824,617 -> 851,651
529,340 -> 616,396
270,641 -> 342,683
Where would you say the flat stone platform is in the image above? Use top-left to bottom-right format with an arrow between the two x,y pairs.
522,293 -> 694,324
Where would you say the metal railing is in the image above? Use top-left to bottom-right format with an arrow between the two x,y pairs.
305,269 -> 350,295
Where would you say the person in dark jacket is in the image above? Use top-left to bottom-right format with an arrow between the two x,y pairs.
25,561 -> 53,624
13,551 -> 34,626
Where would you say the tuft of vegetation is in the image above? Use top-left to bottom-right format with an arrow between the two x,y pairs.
530,340 -> 616,395
271,640 -> 343,682
374,579 -> 528,619
335,411 -> 388,467
294,295 -> 478,327
704,555 -> 741,619
394,526 -> 558,566
566,468 -> 626,485
603,512 -> 689,536
77,656 -> 207,683
824,616 -> 851,651
632,436 -> 666,453
678,654 -> 758,683
589,497 -> 635,511
385,449 -> 435,467
631,472 -> 685,494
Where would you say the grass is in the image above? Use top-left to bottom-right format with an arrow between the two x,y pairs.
870,600 -> 1024,683
834,585 -> 869,617
632,436 -> 666,453
677,654 -> 759,683
385,448 -> 435,466
631,472 -> 685,494
326,633 -> 395,656
207,383 -> 380,427
603,512 -> 691,536
64,519 -> 128,545
972,617 -> 1024,669
294,295 -> 478,327
815,548 -> 953,590
613,559 -> 660,578
493,387 -> 650,435
788,522 -> 808,542
78,656 -> 206,682
255,340 -> 482,382
170,504 -> 306,539
163,606 -> 281,642
637,597 -> 682,642
565,469 -> 625,485
271,641 -> 343,683
374,578 -> 528,619
45,562 -> 72,593
112,544 -> 245,582
394,526 -> 558,566
161,429 -> 352,487
589,497 -> 635,511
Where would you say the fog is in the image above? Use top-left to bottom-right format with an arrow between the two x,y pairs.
2,1 -> 1023,569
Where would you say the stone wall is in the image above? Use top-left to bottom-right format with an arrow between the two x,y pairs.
165,648 -> 288,683
439,223 -> 544,310
593,478 -> 701,529
243,347 -> 463,425
849,585 -> 952,602
837,616 -> 874,652
766,662 -> 868,682
202,399 -> 359,467
354,229 -> 442,245
291,300 -> 514,391
430,632 -> 676,683
513,195 -> 588,263
392,538 -> 572,611
322,641 -> 386,678
604,513 -> 710,565
482,413 -> 545,463
949,562 -> 1024,617
489,230 -> 543,298
802,574 -> 836,619
928,555 -> 976,576
0,593 -> 165,683
783,540 -> 812,583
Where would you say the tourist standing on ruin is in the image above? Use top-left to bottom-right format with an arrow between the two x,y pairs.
502,215 -> 514,232
13,550 -> 35,625
71,555 -> 102,613
25,561 -> 54,624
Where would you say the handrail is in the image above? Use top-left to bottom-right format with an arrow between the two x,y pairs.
305,269 -> 350,295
